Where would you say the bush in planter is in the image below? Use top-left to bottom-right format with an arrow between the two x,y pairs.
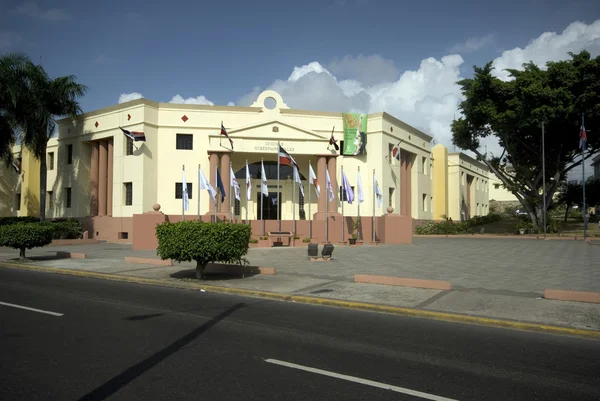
415,220 -> 472,235
0,216 -> 40,226
0,222 -> 55,260
303,238 -> 311,243
156,221 -> 251,279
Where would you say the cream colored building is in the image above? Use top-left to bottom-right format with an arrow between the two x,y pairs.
1,90 -> 490,240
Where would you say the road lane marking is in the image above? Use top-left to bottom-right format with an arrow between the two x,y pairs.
0,301 -> 63,317
265,358 -> 458,401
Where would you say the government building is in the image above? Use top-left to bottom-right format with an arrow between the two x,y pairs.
0,90 -> 490,245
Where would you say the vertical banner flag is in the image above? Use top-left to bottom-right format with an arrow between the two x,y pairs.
392,142 -> 401,161
309,164 -> 320,197
261,160 -> 269,197
342,113 -> 367,156
374,173 -> 383,208
182,167 -> 189,211
356,168 -> 364,204
245,162 -> 252,201
216,168 -> 226,203
199,167 -> 217,202
326,168 -> 335,202
293,166 -> 304,197
230,166 -> 240,201
341,169 -> 355,204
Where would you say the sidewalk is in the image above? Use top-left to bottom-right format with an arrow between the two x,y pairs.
1,238 -> 599,334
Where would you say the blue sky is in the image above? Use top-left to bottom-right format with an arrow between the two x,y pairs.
1,0 -> 599,178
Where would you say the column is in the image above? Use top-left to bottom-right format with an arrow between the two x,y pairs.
208,152 -> 219,214
327,156 -> 338,214
107,138 -> 113,216
314,155 -> 327,219
220,152 -> 231,217
98,140 -> 108,216
90,142 -> 99,216
400,150 -> 413,217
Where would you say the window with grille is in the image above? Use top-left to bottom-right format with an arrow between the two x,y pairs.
124,183 -> 133,205
15,193 -> 21,211
67,145 -> 73,164
339,185 -> 355,202
175,182 -> 193,199
234,199 -> 241,216
126,138 -> 134,155
176,134 -> 193,150
47,191 -> 53,209
48,152 -> 55,170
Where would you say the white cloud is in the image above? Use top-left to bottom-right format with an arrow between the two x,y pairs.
449,34 -> 495,54
328,54 -> 399,85
169,94 -> 214,105
227,101 -> 235,106
15,1 -> 70,22
118,92 -> 143,104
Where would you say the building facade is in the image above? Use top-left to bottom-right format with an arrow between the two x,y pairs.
1,90 -> 489,242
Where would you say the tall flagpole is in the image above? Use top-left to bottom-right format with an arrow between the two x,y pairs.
357,165 -> 361,241
542,122 -> 546,239
261,158 -> 264,235
326,165 -> 329,243
277,142 -> 281,232
582,113 -> 587,240
197,164 -> 201,221
341,165 -> 345,242
214,168 -> 217,223
308,161 -> 312,239
245,159 -> 249,224
182,165 -> 185,221
293,167 -> 296,235
229,161 -> 233,223
372,169 -> 375,242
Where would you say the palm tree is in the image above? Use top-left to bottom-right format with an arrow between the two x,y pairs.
1,53 -> 87,221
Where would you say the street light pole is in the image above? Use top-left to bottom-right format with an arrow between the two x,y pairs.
542,121 -> 546,240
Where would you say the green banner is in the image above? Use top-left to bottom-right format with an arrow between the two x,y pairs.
342,113 -> 367,156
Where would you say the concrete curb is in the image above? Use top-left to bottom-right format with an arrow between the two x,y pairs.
1,261 -> 599,340
354,274 -> 451,290
124,257 -> 173,266
544,289 -> 600,304
56,251 -> 87,259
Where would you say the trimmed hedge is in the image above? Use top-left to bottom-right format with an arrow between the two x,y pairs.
0,217 -> 83,239
0,216 -> 40,226
0,222 -> 55,259
415,220 -> 472,235
156,221 -> 251,279
467,213 -> 503,227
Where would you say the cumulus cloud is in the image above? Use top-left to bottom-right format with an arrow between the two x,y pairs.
15,1 -> 70,22
169,94 -> 214,105
448,34 -> 495,54
227,101 -> 235,106
118,92 -> 143,104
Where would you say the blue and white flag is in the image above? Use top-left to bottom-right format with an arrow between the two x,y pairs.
198,167 -> 217,202
216,168 -> 226,203
356,169 -> 364,204
182,167 -> 189,211
342,169 -> 354,204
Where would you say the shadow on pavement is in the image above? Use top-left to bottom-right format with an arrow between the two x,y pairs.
170,264 -> 261,281
76,302 -> 246,401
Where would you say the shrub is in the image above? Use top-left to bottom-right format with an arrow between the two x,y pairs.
415,220 -> 472,235
156,221 -> 251,279
468,213 -> 503,227
0,222 -> 55,259
50,218 -> 83,239
303,238 -> 311,243
249,239 -> 258,244
0,216 -> 40,226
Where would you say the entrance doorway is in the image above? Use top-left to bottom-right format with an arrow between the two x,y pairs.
257,193 -> 281,220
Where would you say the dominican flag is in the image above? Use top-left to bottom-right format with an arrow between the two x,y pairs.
216,168 -> 226,203
329,128 -> 339,151
119,127 -> 146,142
278,144 -> 298,169
392,143 -> 400,161
579,122 -> 587,151
221,123 -> 234,150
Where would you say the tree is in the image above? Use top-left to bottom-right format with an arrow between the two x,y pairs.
0,53 -> 87,221
0,222 -> 54,260
452,51 -> 599,229
556,178 -> 600,221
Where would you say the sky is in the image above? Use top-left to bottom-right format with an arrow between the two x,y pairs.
1,0 -> 600,180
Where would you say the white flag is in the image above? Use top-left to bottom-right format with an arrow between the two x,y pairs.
325,168 -> 335,203
356,169 -> 364,204
245,162 -> 252,201
199,167 -> 217,202
309,164 -> 320,198
182,167 -> 189,211
230,166 -> 240,201
374,173 -> 382,208
293,165 -> 304,197
261,160 -> 269,197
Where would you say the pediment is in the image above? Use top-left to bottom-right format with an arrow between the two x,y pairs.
224,120 -> 329,141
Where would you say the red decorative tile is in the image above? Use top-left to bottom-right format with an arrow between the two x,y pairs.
95,121 -> 99,128
181,115 -> 188,123
127,114 -> 131,121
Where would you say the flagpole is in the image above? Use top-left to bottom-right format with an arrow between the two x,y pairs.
198,164 -> 201,221
245,159 -> 249,225
308,161 -> 312,239
582,113 -> 587,240
277,142 -> 281,232
182,165 -> 185,221
372,169 -> 375,242
214,168 -> 217,223
261,158 -> 264,236
229,161 -> 233,223
326,166 -> 329,243
341,165 -> 345,243
357,165 -> 361,241
293,167 -> 296,235
542,122 -> 546,240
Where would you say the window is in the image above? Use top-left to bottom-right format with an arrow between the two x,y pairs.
124,183 -> 133,206
339,140 -> 344,155
15,193 -> 21,211
47,191 -> 53,209
48,152 -> 55,170
339,185 -> 355,202
234,199 -> 241,216
388,187 -> 394,208
176,134 -> 193,150
66,187 -> 72,208
494,183 -> 500,190
422,157 -> 427,174
461,172 -> 465,185
175,182 -> 193,199
388,143 -> 394,162
126,138 -> 134,156
67,144 -> 73,164
423,194 -> 428,211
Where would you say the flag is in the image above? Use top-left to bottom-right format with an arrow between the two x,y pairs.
230,166 -> 240,201
329,128 -> 339,151
221,123 -> 234,150
119,126 -> 146,142
278,144 -> 298,169
580,122 -> 587,150
182,168 -> 189,211
342,170 -> 354,204
309,164 -> 320,197
216,168 -> 226,203
293,165 -> 304,197
356,169 -> 364,203
392,143 -> 400,161
261,160 -> 269,197
325,168 -> 335,203
374,174 -> 382,208
199,167 -> 217,202
245,162 -> 252,201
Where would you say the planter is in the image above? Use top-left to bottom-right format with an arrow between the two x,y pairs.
348,238 -> 357,245
519,228 -> 526,235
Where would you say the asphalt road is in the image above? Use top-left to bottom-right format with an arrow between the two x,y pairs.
1,267 -> 599,401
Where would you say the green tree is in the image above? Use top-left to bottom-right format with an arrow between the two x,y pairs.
556,178 -> 600,221
452,51 -> 599,229
0,53 -> 87,221
0,222 -> 54,260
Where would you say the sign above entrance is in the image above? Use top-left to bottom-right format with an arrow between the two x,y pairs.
254,141 -> 295,152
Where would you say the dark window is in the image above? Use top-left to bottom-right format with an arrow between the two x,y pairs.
175,182 -> 193,199
66,187 -> 72,208
48,152 -> 55,170
339,140 -> 344,155
234,199 -> 241,216
15,193 -> 21,211
47,191 -> 53,209
67,145 -> 73,164
339,185 -> 355,202
126,138 -> 134,156
124,183 -> 133,205
176,134 -> 193,150
494,184 -> 500,189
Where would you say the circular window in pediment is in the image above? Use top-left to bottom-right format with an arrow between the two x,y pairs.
264,97 -> 277,110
